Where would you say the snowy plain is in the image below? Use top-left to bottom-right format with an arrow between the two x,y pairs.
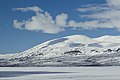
0,67 -> 120,80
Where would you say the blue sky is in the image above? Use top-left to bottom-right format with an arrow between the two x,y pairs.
1,0 -> 120,53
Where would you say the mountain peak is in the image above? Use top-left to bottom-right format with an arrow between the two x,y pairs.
94,35 -> 120,43
65,35 -> 96,44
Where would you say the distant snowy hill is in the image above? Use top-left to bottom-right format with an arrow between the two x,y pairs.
1,35 -> 120,66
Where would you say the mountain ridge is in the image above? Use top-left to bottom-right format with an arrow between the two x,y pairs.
1,35 -> 120,66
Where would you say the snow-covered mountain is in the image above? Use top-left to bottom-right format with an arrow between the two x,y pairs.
1,35 -> 120,66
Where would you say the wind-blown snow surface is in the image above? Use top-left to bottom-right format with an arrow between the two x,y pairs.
0,67 -> 120,80
1,35 -> 120,66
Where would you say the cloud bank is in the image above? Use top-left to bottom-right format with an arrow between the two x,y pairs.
13,6 -> 68,34
13,0 -> 120,34
69,0 -> 120,30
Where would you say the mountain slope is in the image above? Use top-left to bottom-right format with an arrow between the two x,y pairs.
1,35 -> 120,66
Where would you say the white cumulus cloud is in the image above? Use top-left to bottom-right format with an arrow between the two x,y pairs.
13,6 -> 68,34
55,13 -> 68,27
